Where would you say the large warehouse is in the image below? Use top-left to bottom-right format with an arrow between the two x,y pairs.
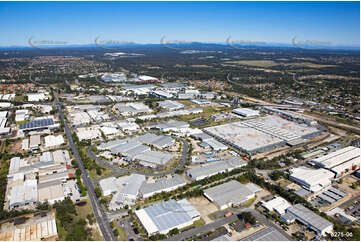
232,108 -> 260,118
203,180 -> 255,209
286,204 -> 333,236
289,167 -> 334,192
186,158 -> 247,181
204,122 -> 285,155
135,199 -> 200,235
312,146 -> 360,177
204,115 -> 321,155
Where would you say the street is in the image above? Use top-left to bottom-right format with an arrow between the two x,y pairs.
54,91 -> 116,241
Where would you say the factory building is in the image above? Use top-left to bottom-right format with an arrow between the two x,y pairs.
289,166 -> 334,192
158,100 -> 185,111
204,115 -> 321,155
312,146 -> 360,177
140,175 -> 186,198
232,108 -> 260,118
135,199 -> 200,235
204,180 -> 255,210
186,158 -> 247,181
114,102 -> 152,116
261,196 -> 291,215
286,204 -> 333,236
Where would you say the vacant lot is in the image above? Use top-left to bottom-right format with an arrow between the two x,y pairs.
188,196 -> 218,224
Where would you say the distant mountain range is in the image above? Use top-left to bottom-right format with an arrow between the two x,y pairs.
0,42 -> 359,51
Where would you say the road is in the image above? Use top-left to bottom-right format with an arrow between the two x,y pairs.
166,208 -> 293,241
86,137 -> 189,177
54,92 -> 116,241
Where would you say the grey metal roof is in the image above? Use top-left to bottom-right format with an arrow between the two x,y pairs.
317,194 -> 336,204
241,227 -> 289,241
140,175 -> 186,196
190,132 -> 212,141
323,191 -> 342,201
137,133 -> 174,148
286,204 -> 333,232
294,188 -> 310,197
204,180 -> 254,207
134,151 -> 174,165
141,199 -> 197,233
328,187 -> 347,197
119,174 -> 146,196
187,158 -> 246,180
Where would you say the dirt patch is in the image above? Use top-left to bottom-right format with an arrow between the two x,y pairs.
188,196 -> 219,224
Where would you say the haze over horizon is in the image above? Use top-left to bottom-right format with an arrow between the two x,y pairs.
0,1 -> 359,48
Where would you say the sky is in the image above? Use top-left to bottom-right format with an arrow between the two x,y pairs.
0,1 -> 359,47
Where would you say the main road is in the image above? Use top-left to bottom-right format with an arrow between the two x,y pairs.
54,91 -> 116,241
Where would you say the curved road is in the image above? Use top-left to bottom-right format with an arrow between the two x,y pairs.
54,92 -> 116,241
87,137 -> 189,177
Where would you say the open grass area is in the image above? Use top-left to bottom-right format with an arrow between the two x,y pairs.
75,200 -> 104,241
244,197 -> 257,208
56,219 -> 67,240
88,165 -> 114,180
114,223 -> 128,240
284,62 -> 336,68
193,218 -> 206,227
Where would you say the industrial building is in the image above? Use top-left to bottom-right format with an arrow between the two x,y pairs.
312,146 -> 360,177
140,175 -> 186,198
19,117 -> 57,131
76,127 -> 101,141
27,93 -> 47,102
0,111 -> 10,135
44,135 -> 64,148
261,196 -> 291,215
204,122 -> 285,155
232,108 -> 260,118
135,199 -> 200,235
204,115 -> 321,155
148,120 -> 189,132
0,211 -> 58,241
100,174 -> 146,210
137,133 -> 175,149
203,180 -> 255,210
158,100 -> 185,110
289,166 -> 334,192
286,204 -> 333,236
138,108 -> 202,121
15,109 -> 30,122
186,158 -> 247,181
241,227 -> 289,241
98,135 -> 175,168
114,102 -> 152,116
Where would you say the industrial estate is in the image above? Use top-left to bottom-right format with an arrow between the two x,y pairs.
0,2 -> 360,241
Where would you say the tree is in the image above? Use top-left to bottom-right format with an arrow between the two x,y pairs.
238,212 -> 256,225
94,186 -> 102,197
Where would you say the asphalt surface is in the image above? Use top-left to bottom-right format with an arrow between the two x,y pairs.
86,137 -> 189,177
54,92 -> 116,241
166,208 -> 293,241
